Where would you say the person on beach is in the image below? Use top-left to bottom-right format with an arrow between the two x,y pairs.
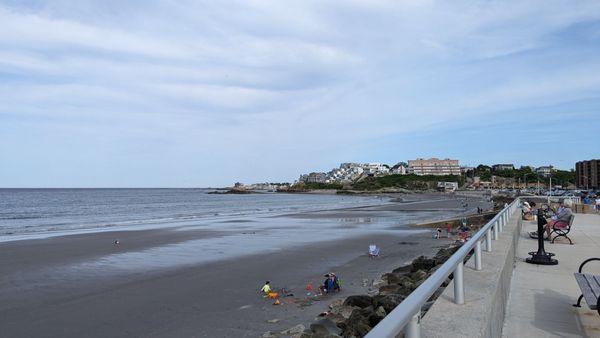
445,222 -> 452,238
318,273 -> 340,295
261,281 -> 271,295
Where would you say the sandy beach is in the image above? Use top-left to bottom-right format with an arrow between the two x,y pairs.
0,194 -> 491,337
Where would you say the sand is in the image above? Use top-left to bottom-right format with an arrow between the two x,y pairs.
0,195 -> 491,337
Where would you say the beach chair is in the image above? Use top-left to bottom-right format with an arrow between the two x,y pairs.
368,244 -> 380,258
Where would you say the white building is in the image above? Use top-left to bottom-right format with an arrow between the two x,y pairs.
437,181 -> 459,192
408,158 -> 461,176
536,166 -> 553,178
391,163 -> 407,175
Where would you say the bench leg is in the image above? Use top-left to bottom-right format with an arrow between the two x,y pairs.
573,294 -> 584,307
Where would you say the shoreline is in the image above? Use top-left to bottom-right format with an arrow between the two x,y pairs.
0,195 -> 492,337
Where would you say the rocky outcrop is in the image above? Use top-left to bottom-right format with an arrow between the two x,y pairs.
285,244 -> 462,338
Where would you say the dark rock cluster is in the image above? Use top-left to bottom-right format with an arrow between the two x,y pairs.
280,244 -> 461,338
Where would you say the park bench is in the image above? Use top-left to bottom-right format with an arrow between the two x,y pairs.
573,258 -> 600,315
550,214 -> 575,244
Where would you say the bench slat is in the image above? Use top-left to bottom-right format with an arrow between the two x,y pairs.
574,273 -> 599,310
591,275 -> 600,298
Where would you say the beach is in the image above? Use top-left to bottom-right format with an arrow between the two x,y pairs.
0,191 -> 491,337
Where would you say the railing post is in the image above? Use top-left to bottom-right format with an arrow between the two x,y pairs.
454,262 -> 464,304
493,221 -> 498,240
405,312 -> 421,338
498,216 -> 503,232
486,229 -> 492,252
475,240 -> 482,270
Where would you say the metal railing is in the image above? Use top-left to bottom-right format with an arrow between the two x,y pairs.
365,198 -> 521,338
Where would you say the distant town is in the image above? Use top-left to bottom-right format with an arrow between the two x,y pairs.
234,158 -> 599,193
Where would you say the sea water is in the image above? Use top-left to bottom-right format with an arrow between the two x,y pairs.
0,188 -> 390,241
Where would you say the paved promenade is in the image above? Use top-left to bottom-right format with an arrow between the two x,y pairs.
503,213 -> 600,337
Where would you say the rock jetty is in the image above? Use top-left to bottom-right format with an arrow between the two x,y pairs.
270,245 -> 461,338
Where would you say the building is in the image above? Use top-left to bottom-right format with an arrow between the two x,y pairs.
536,166 -> 553,178
576,159 -> 600,189
302,172 -> 327,183
408,158 -> 461,176
391,163 -> 407,175
492,164 -> 515,172
437,181 -> 458,192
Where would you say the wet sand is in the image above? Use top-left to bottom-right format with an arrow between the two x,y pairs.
0,195 -> 491,337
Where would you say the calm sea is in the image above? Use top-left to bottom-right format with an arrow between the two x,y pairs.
0,189 -> 387,240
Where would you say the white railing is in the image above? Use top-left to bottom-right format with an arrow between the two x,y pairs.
365,198 -> 521,338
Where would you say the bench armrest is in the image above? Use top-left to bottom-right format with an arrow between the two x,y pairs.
578,258 -> 600,273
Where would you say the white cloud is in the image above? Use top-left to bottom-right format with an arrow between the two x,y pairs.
1,0 -> 600,186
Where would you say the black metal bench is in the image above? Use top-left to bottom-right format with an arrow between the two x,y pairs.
550,214 -> 575,244
573,258 -> 600,315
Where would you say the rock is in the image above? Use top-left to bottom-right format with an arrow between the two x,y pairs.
339,308 -> 372,338
267,319 -> 281,324
281,324 -> 306,335
373,294 -> 405,313
323,313 -> 346,325
434,246 -> 460,264
368,306 -> 386,327
392,264 -> 412,274
343,295 -> 373,308
372,276 -> 386,289
382,272 -> 400,284
374,306 -> 387,318
262,331 -> 278,338
361,279 -> 369,287
410,256 -> 437,272
331,304 -> 357,319
328,299 -> 343,310
378,284 -> 402,295
310,318 -> 342,336
291,332 -> 314,338
410,269 -> 429,283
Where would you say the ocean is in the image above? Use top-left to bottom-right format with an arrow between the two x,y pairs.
0,188 -> 389,241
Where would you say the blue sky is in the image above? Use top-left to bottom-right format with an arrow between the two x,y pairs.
1,1 -> 599,187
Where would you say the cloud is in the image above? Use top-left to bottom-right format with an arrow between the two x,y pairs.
1,0 -> 600,186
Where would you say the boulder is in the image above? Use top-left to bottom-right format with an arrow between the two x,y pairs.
339,308 -> 372,338
329,300 -> 358,319
343,295 -> 373,308
281,324 -> 306,335
378,284 -> 402,295
323,313 -> 346,325
262,331 -> 278,338
372,294 -> 405,313
374,306 -> 387,318
391,264 -> 412,274
291,332 -> 314,338
328,299 -> 343,310
433,246 -> 460,264
410,256 -> 437,272
410,270 -> 429,283
310,318 -> 342,336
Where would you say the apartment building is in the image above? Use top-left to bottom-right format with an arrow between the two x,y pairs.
408,158 -> 461,176
576,159 -> 600,189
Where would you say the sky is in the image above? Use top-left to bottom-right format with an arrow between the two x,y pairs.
1,0 -> 599,187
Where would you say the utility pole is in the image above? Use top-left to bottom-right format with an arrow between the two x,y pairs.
548,174 -> 552,204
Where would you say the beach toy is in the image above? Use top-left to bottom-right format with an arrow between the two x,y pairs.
273,299 -> 280,305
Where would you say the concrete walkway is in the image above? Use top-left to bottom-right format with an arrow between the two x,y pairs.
503,213 -> 600,337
